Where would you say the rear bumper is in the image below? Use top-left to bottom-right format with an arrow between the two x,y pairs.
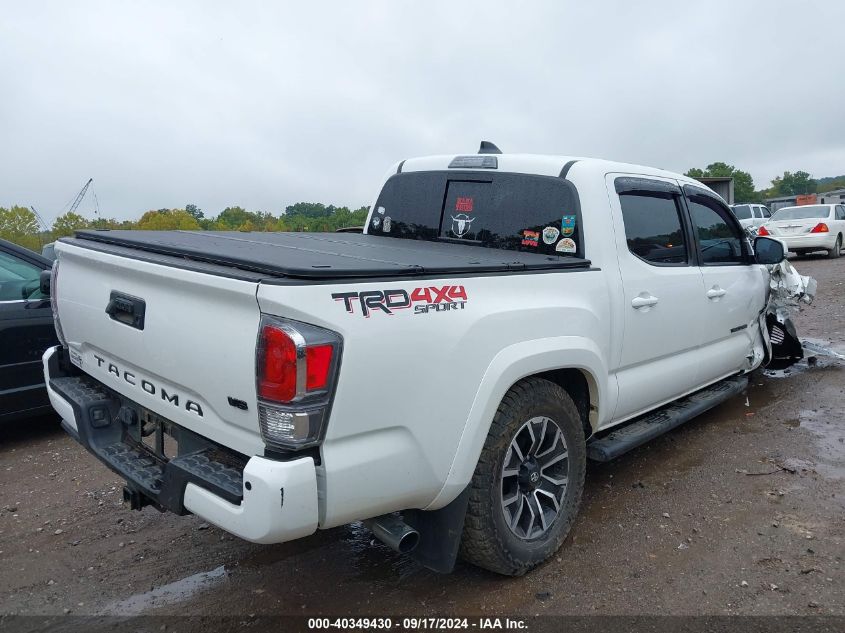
42,345 -> 318,544
775,233 -> 837,251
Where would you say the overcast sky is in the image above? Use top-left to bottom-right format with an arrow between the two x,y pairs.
1,1 -> 843,224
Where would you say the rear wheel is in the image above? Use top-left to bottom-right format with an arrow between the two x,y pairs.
828,235 -> 842,259
460,377 -> 586,576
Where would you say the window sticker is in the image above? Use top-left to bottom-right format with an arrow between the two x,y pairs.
455,197 -> 474,212
450,214 -> 475,237
383,216 -> 392,233
556,237 -> 576,253
377,206 -> 386,215
69,348 -> 83,368
371,215 -> 382,230
521,230 -> 540,247
561,215 -> 577,237
542,226 -> 560,244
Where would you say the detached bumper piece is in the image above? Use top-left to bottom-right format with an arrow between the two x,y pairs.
43,346 -> 319,544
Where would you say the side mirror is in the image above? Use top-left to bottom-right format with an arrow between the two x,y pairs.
754,236 -> 785,265
40,269 -> 51,296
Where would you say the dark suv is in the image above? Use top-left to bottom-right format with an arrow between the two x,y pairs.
0,238 -> 58,422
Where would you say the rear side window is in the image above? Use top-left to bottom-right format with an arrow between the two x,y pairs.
370,171 -> 583,257
686,193 -> 745,265
618,192 -> 688,265
732,204 -> 752,220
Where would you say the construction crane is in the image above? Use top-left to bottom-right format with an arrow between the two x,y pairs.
29,206 -> 50,249
68,178 -> 93,215
30,206 -> 49,232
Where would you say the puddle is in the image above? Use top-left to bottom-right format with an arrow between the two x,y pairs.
102,565 -> 227,615
798,409 -> 845,480
801,337 -> 845,360
341,522 -> 427,582
735,372 -> 787,412
763,338 -> 845,380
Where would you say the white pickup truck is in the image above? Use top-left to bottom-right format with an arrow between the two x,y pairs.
42,145 -> 794,576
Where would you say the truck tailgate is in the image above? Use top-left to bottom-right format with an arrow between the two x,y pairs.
55,241 -> 264,456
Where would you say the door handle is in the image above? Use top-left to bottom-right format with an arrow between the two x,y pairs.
706,286 -> 726,300
631,294 -> 659,309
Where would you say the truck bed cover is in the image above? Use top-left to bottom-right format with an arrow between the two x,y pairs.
68,230 -> 591,280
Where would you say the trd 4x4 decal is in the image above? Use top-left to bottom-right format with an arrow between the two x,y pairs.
332,285 -> 468,317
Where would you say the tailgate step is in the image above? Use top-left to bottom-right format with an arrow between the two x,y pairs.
587,375 -> 748,462
101,442 -> 164,495
50,375 -> 112,405
168,452 -> 243,501
49,362 -> 247,513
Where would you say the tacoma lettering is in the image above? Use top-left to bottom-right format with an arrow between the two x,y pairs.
93,354 -> 203,417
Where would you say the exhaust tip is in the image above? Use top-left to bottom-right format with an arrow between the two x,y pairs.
397,530 -> 420,554
364,514 -> 421,554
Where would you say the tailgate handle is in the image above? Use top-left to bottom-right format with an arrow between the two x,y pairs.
106,291 -> 146,330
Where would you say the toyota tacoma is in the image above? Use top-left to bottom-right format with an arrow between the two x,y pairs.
42,144 -> 799,575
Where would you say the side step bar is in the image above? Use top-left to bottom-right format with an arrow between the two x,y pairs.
587,375 -> 748,462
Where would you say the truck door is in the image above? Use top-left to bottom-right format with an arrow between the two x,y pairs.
682,184 -> 766,383
607,175 -> 707,422
0,245 -> 56,419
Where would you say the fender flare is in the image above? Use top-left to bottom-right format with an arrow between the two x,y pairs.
424,335 -> 608,510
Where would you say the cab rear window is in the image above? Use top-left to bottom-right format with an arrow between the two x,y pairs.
369,171 -> 583,257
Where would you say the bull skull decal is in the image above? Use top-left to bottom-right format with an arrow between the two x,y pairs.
450,214 -> 475,237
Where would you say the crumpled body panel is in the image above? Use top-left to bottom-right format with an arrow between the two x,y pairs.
765,260 -> 817,369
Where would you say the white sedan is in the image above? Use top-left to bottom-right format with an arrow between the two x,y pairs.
759,204 -> 845,259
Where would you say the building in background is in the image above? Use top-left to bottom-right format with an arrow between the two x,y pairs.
694,176 -> 734,204
765,194 -> 798,213
764,193 -> 836,212
819,188 -> 845,205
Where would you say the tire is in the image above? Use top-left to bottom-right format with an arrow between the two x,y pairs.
460,377 -> 586,576
828,235 -> 842,259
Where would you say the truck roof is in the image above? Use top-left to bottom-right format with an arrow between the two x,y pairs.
399,153 -> 703,188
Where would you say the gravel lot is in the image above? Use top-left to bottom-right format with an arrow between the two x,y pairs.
1,255 -> 843,619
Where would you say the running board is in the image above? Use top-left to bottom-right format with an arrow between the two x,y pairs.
587,375 -> 749,462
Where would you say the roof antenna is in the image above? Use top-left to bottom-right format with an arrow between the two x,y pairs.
478,141 -> 502,155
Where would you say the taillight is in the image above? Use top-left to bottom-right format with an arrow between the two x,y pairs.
757,225 -> 770,236
810,223 -> 829,233
258,325 -> 299,402
306,345 -> 333,390
255,316 -> 342,450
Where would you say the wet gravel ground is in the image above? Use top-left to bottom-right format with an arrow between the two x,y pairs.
1,255 -> 843,619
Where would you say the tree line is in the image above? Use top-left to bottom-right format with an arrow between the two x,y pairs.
0,202 -> 369,252
685,163 -> 845,204
4,166 -> 844,252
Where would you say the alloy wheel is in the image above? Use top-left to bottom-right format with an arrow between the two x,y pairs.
500,416 -> 569,540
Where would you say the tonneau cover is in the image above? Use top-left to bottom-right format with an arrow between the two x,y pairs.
70,230 -> 590,280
